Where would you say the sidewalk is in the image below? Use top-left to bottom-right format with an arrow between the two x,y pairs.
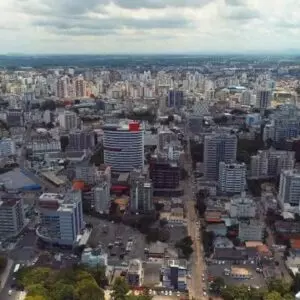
0,259 -> 13,289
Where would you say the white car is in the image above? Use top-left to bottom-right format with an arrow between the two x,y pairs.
164,291 -> 169,296
177,291 -> 181,297
203,291 -> 207,296
169,291 -> 173,296
8,290 -> 12,296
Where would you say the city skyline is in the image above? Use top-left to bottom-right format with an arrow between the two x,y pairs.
1,0 -> 300,54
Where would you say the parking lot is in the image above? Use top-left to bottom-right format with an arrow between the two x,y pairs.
207,263 -> 266,289
87,218 -> 148,265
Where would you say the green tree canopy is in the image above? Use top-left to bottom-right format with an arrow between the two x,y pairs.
75,278 -> 104,300
264,291 -> 282,300
112,277 -> 130,300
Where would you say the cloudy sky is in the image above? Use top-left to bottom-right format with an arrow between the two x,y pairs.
1,0 -> 300,54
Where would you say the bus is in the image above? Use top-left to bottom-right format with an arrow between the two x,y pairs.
13,264 -> 20,273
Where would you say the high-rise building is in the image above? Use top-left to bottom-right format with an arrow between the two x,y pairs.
204,132 -> 237,181
37,191 -> 84,245
278,170 -> 300,207
0,138 -> 16,157
250,149 -> 295,178
218,162 -> 246,194
103,121 -> 144,172
93,182 -> 110,214
158,129 -> 177,152
75,75 -> 86,98
6,109 -> 24,127
162,260 -> 188,291
130,172 -> 153,213
0,193 -> 25,238
240,90 -> 252,106
256,90 -> 272,109
229,193 -> 256,218
59,111 -> 78,131
150,159 -> 180,190
239,219 -> 264,242
67,129 -> 95,151
167,89 -> 184,109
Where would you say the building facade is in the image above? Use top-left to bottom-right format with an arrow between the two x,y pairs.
218,162 -> 246,194
37,191 -> 84,245
239,219 -> 264,242
103,122 -> 144,172
204,132 -> 237,181
279,170 -> 300,207
0,193 -> 25,238
229,193 -> 256,218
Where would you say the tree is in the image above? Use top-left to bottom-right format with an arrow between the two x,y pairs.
267,279 -> 291,296
112,277 -> 129,300
25,296 -> 47,300
175,236 -> 194,259
90,266 -> 108,288
60,136 -> 69,152
292,273 -> 300,293
264,291 -> 282,300
27,284 -> 48,298
75,279 -> 104,300
210,277 -> 225,293
0,256 -> 7,272
50,282 -> 75,300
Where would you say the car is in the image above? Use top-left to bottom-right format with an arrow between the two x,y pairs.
169,291 -> 173,296
8,290 -> 12,296
203,291 -> 207,296
164,291 -> 169,296
148,289 -> 152,295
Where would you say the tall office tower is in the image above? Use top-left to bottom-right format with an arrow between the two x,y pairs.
158,129 -> 177,152
149,159 -> 180,190
75,75 -> 86,98
278,170 -> 300,208
193,98 -> 209,116
67,129 -> 95,151
103,121 -> 144,172
130,172 -> 153,213
0,138 -> 16,157
75,165 -> 96,184
250,149 -> 295,178
256,90 -> 272,109
218,162 -> 246,194
0,193 -> 25,238
204,132 -> 237,181
268,150 -> 295,176
6,109 -> 24,127
37,191 -> 84,245
250,150 -> 269,178
93,182 -> 110,214
167,89 -> 184,109
56,75 -> 69,98
240,90 -> 252,106
58,111 -> 78,131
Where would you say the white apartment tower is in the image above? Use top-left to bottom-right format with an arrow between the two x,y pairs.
93,183 -> 110,214
278,170 -> 300,207
59,111 -> 78,131
218,162 -> 246,194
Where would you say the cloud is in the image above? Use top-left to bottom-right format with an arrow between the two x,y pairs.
32,14 -> 193,36
1,0 -> 300,54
